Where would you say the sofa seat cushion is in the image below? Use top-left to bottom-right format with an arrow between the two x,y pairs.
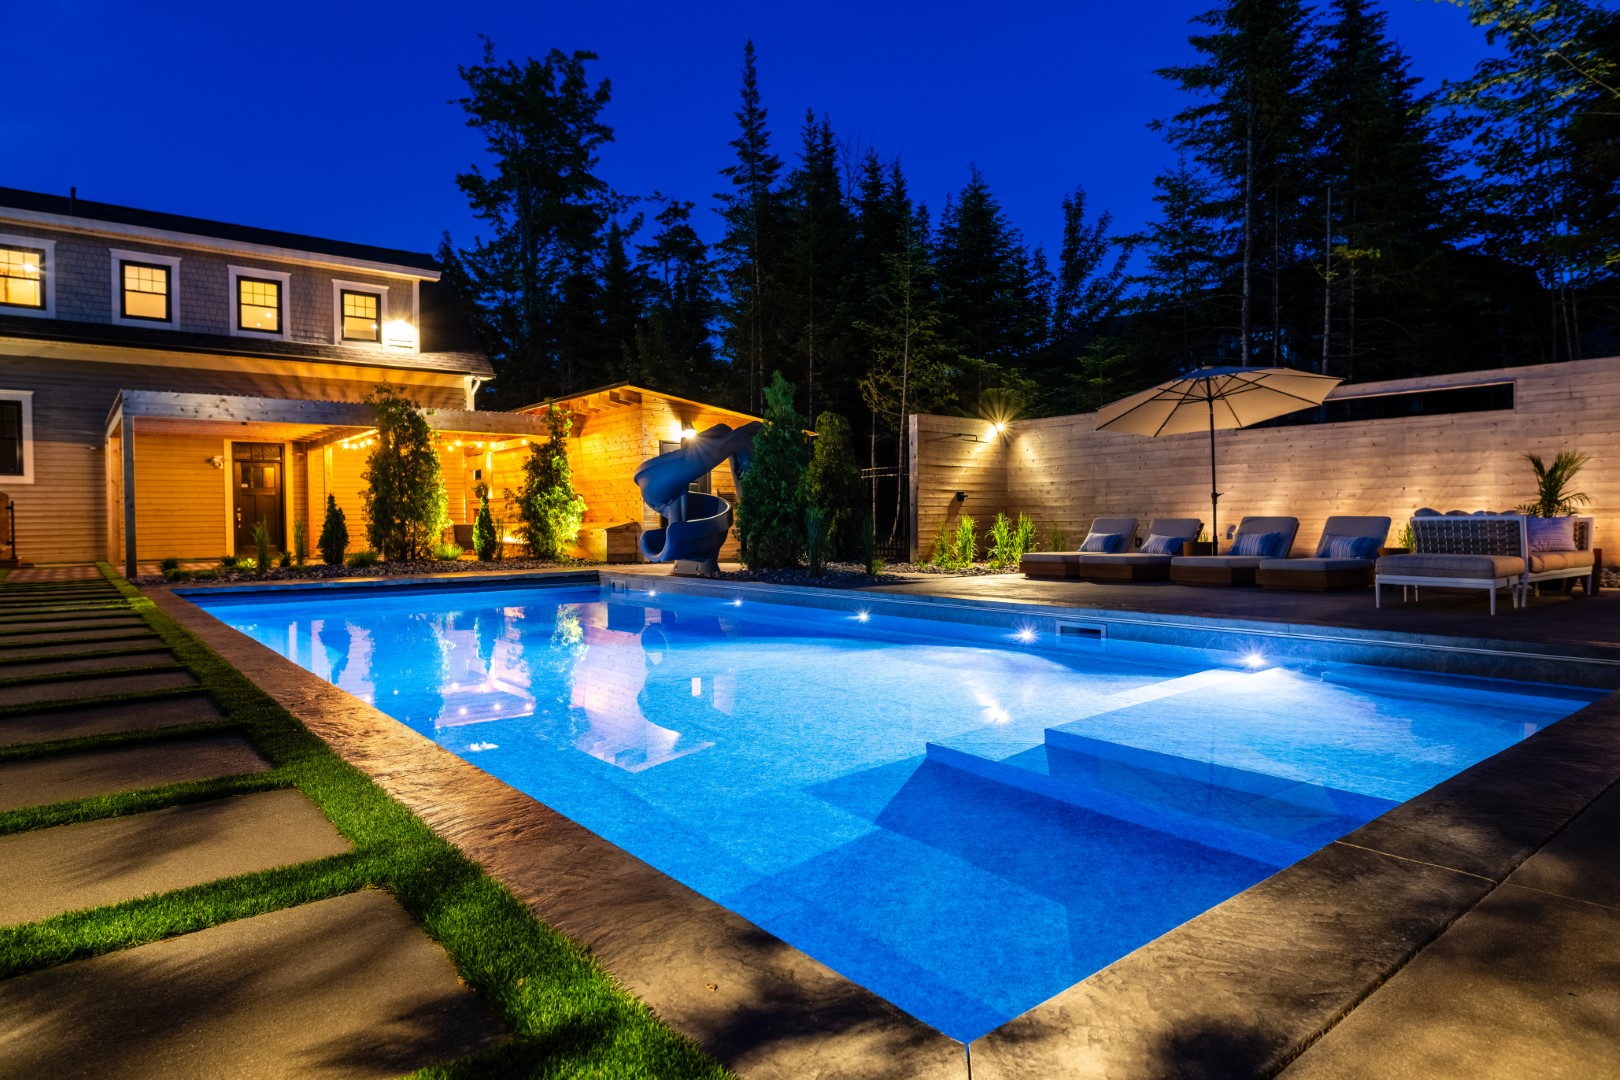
1170,556 -> 1266,569
1258,557 -> 1373,572
1377,553 -> 1526,578
1529,550 -> 1595,573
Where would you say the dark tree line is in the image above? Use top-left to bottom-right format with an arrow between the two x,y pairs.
438,2 -> 1620,477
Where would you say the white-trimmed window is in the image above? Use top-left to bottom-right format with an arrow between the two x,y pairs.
0,390 -> 35,484
110,249 -> 182,327
228,265 -> 292,340
0,235 -> 55,318
331,279 -> 387,345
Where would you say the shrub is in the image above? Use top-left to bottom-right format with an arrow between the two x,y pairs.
251,520 -> 273,574
805,507 -> 829,578
1013,513 -> 1034,560
1049,528 -> 1067,552
346,550 -> 380,568
191,568 -> 219,581
435,543 -> 464,561
515,405 -> 587,559
293,520 -> 308,566
361,384 -> 449,560
953,515 -> 977,566
279,552 -> 291,569
318,495 -> 349,566
234,556 -> 257,572
806,411 -> 863,559
989,512 -> 1034,568
988,513 -> 1012,567
164,568 -> 192,582
737,372 -> 809,569
929,521 -> 955,568
472,489 -> 498,561
220,554 -> 239,568
159,556 -> 181,572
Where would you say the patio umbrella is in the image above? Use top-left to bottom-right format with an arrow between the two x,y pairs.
1096,366 -> 1342,549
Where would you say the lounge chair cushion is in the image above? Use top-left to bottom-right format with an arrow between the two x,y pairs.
1377,553 -> 1527,578
1229,532 -> 1283,557
1529,550 -> 1595,572
1316,534 -> 1382,560
1139,534 -> 1183,555
1080,532 -> 1124,553
1171,556 -> 1266,569
1020,553 -> 1070,565
1074,553 -> 1179,565
1526,516 -> 1577,552
1258,557 -> 1373,572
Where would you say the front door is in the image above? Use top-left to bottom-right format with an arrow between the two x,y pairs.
233,442 -> 284,554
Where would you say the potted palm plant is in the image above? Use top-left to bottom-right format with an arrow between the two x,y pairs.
1518,451 -> 1593,593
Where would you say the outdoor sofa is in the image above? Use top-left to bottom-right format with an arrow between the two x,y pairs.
1067,517 -> 1204,582
1020,517 -> 1138,580
1169,516 -> 1300,586
1255,516 -> 1392,591
1374,512 -> 1595,615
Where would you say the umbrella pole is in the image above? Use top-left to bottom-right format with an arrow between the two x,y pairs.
1207,396 -> 1220,552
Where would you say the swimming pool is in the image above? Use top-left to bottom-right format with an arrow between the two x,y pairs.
195,581 -> 1601,1041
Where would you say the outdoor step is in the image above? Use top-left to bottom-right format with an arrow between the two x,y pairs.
0,628 -> 159,650
0,638 -> 163,662
0,650 -> 177,681
0,734 -> 268,812
0,670 -> 196,709
0,789 -> 351,926
0,617 -> 146,636
0,695 -> 224,748
0,890 -> 503,1079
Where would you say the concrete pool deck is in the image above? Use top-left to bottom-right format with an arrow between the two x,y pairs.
146,564 -> 1620,1078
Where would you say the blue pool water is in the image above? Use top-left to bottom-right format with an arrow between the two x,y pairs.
195,583 -> 1601,1040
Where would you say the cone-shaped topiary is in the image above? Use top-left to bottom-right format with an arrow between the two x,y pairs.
472,488 -> 498,561
318,494 -> 348,566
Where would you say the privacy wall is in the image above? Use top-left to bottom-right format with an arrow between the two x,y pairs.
909,356 -> 1620,561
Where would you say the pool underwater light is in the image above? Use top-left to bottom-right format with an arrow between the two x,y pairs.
1015,627 -> 1037,644
854,609 -> 871,623
1243,651 -> 1267,669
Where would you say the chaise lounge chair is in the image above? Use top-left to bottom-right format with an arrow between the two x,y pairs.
1170,516 -> 1300,586
1020,517 -> 1138,580
1069,518 -> 1203,583
1255,516 -> 1391,591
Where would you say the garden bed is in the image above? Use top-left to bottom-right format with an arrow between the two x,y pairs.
136,557 -> 602,588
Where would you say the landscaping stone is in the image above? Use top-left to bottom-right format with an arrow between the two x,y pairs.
0,890 -> 502,1080
0,789 -> 350,925
1280,885 -> 1620,1079
0,669 -> 196,708
0,695 -> 223,747
0,649 -> 176,681
0,734 -> 267,811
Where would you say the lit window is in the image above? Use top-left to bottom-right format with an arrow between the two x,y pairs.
238,277 -> 281,333
120,261 -> 171,322
340,290 -> 379,342
0,247 -> 44,310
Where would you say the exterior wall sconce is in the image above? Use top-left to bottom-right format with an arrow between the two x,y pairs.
955,491 -> 967,502
207,455 -> 224,469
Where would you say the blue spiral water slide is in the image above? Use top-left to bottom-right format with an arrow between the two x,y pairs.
633,421 -> 762,575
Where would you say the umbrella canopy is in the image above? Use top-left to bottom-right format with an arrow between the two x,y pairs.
1096,366 -> 1342,548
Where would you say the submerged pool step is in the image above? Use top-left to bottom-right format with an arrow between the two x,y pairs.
924,736 -> 1393,868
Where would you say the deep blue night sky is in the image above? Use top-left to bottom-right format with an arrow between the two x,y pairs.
10,1 -> 1493,262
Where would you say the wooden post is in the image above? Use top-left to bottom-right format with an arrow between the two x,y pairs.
121,417 -> 137,580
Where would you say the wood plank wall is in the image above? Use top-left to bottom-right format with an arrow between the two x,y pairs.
913,356 -> 1620,560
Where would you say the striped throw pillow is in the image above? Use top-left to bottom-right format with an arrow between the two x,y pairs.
1139,533 -> 1183,555
1229,531 -> 1281,557
1080,532 -> 1122,553
1315,533 -> 1381,560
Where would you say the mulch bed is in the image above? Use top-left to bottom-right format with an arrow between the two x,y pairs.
135,558 -> 600,588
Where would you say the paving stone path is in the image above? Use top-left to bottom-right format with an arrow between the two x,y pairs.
0,566 -> 501,1078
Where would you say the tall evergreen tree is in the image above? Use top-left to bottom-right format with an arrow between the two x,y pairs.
716,40 -> 788,413
784,111 -> 856,420
634,195 -> 722,396
442,40 -> 617,404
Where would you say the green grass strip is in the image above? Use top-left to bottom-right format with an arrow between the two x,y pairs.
0,770 -> 285,836
0,566 -> 729,1079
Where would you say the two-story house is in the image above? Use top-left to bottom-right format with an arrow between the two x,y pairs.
0,188 -> 757,575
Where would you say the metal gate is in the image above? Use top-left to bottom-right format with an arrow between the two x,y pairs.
861,466 -> 910,562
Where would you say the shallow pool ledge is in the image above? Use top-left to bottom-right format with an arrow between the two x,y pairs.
967,691 -> 1620,1078
148,585 -> 969,1080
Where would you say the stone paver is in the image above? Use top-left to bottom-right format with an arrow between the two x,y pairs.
0,627 -> 156,650
0,890 -> 502,1080
0,669 -> 196,708
0,734 -> 267,811
1280,885 -> 1620,1079
0,649 -> 175,681
9,566 -> 102,582
0,789 -> 350,925
0,617 -> 146,635
0,637 -> 162,661
0,609 -> 138,626
0,695 -> 223,747
1504,776 -> 1620,909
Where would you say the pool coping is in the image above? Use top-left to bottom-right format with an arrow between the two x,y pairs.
157,571 -> 1620,1078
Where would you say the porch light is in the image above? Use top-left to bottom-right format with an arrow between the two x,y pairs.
681,426 -> 698,441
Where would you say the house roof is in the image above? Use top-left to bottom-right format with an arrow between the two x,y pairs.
0,313 -> 495,379
521,381 -> 761,422
0,186 -> 440,275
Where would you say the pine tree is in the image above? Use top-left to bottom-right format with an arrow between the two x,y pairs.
443,40 -> 617,404
1130,154 -> 1228,373
716,41 -> 787,413
784,111 -> 857,420
634,195 -> 720,397
317,494 -> 348,566
1040,186 -> 1133,408
805,412 -> 864,558
361,386 -> 449,561
515,405 -> 587,559
736,372 -> 809,569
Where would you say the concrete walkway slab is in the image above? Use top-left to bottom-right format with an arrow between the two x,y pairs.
0,669 -> 196,708
1504,778 -> 1620,909
0,650 -> 176,681
0,734 -> 267,811
1280,885 -> 1620,1079
0,889 -> 502,1080
0,627 -> 158,650
0,610 -> 139,626
0,617 -> 146,635
0,638 -> 162,661
0,695 -> 223,747
0,789 -> 350,925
